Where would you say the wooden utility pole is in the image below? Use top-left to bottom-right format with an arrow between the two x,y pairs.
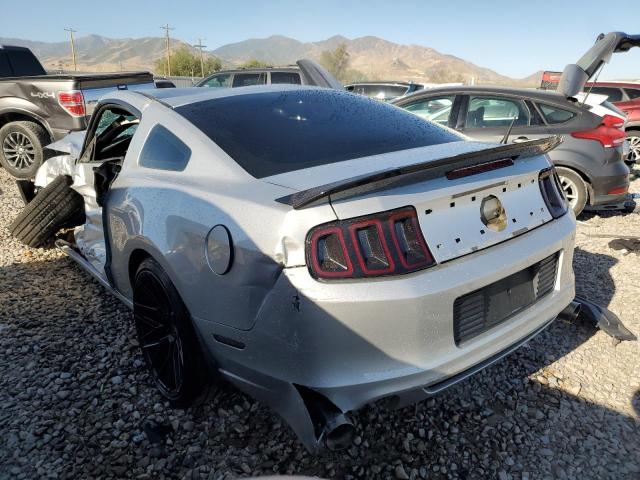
64,28 -> 78,71
194,38 -> 207,77
160,24 -> 174,76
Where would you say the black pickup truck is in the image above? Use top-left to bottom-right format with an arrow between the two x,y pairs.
0,45 -> 154,178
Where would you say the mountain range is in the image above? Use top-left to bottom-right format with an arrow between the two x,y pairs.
0,34 -> 541,86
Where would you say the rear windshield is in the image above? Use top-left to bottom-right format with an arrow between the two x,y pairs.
175,89 -> 461,178
6,49 -> 45,76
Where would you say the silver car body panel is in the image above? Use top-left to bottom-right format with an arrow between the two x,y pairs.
36,85 -> 576,452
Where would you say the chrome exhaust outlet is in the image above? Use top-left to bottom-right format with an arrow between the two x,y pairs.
558,300 -> 581,322
319,412 -> 355,451
295,385 -> 355,451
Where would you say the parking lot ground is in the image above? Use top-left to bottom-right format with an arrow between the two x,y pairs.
0,167 -> 639,480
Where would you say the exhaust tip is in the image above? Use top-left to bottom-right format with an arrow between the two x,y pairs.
558,301 -> 581,322
324,417 -> 355,451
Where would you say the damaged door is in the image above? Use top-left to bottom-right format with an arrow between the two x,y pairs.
71,103 -> 141,278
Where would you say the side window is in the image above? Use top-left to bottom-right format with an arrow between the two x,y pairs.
202,73 -> 231,88
232,73 -> 267,88
624,88 -> 640,100
139,124 -> 191,171
537,103 -> 577,124
271,72 -> 301,85
465,96 -> 530,128
403,96 -> 455,125
589,87 -> 623,102
81,106 -> 139,163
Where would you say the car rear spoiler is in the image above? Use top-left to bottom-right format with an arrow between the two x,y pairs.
276,136 -> 562,209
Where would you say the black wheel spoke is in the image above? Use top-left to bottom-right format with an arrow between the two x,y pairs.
172,344 -> 182,389
141,334 -> 172,350
133,265 -> 193,399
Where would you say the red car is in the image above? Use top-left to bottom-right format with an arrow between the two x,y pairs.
540,74 -> 640,163
585,82 -> 640,162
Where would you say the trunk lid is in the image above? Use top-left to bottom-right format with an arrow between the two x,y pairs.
558,32 -> 640,98
268,138 -> 561,264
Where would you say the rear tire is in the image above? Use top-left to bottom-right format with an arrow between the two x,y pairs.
0,121 -> 49,179
133,257 -> 208,407
9,175 -> 85,248
555,167 -> 588,217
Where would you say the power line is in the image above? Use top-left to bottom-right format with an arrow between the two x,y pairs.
194,38 -> 207,77
64,28 -> 77,71
160,24 -> 174,76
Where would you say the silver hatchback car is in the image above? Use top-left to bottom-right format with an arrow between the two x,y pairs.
21,79 -> 575,452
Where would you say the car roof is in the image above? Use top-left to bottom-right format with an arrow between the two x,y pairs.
127,84 -> 325,109
585,81 -> 640,88
396,85 -> 572,104
346,81 -> 414,87
204,66 -> 299,75
0,45 -> 31,51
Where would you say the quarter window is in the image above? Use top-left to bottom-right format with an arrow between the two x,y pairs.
271,72 -> 301,84
465,97 -> 530,128
232,73 -> 267,87
403,96 -> 455,125
139,125 -> 191,171
537,104 -> 577,124
624,88 -> 640,100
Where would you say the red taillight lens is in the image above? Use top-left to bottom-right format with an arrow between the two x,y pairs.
306,207 -> 435,280
571,114 -> 625,148
607,185 -> 629,195
57,90 -> 86,117
539,167 -> 568,218
309,226 -> 354,278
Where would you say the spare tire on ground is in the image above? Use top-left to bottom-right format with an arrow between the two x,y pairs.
9,175 -> 85,248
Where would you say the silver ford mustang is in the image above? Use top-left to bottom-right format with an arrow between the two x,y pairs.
20,64 -> 576,452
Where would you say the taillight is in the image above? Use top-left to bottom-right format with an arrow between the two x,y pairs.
306,207 -> 435,280
539,167 -> 568,218
571,114 -> 625,148
57,90 -> 86,117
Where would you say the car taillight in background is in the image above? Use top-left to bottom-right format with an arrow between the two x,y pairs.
306,207 -> 435,280
571,114 -> 626,148
539,167 -> 569,218
57,90 -> 86,117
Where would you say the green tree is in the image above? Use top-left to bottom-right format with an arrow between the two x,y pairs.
238,59 -> 271,68
154,46 -> 222,77
319,43 -> 351,81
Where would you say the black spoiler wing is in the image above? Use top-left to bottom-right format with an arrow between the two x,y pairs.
276,136 -> 562,210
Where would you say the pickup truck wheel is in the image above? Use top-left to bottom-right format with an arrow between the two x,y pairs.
0,121 -> 49,179
9,175 -> 85,248
133,257 -> 208,407
555,167 -> 588,216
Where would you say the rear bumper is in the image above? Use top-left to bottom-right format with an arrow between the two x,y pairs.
589,161 -> 630,205
194,213 -> 576,450
589,148 -> 630,206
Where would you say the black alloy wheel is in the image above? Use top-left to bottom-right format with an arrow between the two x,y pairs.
133,257 -> 208,406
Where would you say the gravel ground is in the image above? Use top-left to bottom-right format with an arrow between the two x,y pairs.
1,167 -> 639,480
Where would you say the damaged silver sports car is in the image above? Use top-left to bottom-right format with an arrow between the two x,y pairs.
9,61 -> 576,452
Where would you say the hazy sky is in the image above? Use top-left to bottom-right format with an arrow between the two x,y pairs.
2,0 -> 639,79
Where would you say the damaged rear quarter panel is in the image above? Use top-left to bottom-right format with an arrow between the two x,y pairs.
104,104 -> 336,331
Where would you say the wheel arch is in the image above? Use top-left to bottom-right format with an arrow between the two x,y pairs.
122,241 -> 187,305
552,162 -> 592,201
0,109 -> 54,142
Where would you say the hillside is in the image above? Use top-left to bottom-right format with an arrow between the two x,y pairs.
1,34 -> 538,85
